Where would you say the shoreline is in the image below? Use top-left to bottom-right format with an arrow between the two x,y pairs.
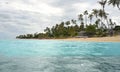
42,36 -> 120,42
17,35 -> 120,42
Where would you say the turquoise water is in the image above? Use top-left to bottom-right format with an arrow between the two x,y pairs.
0,40 -> 120,57
0,40 -> 120,72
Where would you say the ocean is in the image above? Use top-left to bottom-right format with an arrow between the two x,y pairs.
0,40 -> 120,72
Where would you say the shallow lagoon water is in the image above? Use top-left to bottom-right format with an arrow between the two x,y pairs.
0,40 -> 120,72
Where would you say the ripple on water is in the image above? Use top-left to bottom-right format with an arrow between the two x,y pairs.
0,56 -> 120,72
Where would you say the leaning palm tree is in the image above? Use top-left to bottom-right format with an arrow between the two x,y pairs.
83,10 -> 88,26
108,0 -> 120,9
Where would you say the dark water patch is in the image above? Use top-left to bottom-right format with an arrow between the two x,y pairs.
0,61 -> 10,65
95,62 -> 120,72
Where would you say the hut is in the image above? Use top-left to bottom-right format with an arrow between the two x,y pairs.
75,31 -> 88,38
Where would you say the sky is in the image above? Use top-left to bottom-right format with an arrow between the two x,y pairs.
0,0 -> 119,39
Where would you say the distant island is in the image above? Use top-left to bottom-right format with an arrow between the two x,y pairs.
16,0 -> 120,39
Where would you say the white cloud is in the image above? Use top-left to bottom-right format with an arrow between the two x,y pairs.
112,16 -> 120,25
73,2 -> 90,9
72,2 -> 102,14
72,2 -> 90,13
0,0 -> 64,16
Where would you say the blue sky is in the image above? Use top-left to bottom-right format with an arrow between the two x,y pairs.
0,0 -> 119,39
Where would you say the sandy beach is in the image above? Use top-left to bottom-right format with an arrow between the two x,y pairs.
48,36 -> 120,42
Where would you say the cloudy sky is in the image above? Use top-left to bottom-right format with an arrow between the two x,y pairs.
0,0 -> 119,39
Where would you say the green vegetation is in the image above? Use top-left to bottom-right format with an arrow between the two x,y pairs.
16,0 -> 120,39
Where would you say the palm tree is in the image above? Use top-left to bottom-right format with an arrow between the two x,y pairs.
60,22 -> 65,27
108,0 -> 120,9
78,14 -> 84,24
44,27 -> 50,33
84,10 -> 88,25
65,21 -> 70,26
98,0 -> 107,25
109,19 -> 116,36
98,0 -> 107,12
92,9 -> 99,18
109,19 -> 116,29
98,9 -> 108,28
88,14 -> 93,24
98,9 -> 103,27
95,19 -> 101,28
71,19 -> 77,25
104,12 -> 109,28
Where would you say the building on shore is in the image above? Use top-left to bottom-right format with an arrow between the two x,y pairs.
75,31 -> 88,38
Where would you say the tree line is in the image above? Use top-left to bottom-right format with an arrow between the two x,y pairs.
16,0 -> 120,39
